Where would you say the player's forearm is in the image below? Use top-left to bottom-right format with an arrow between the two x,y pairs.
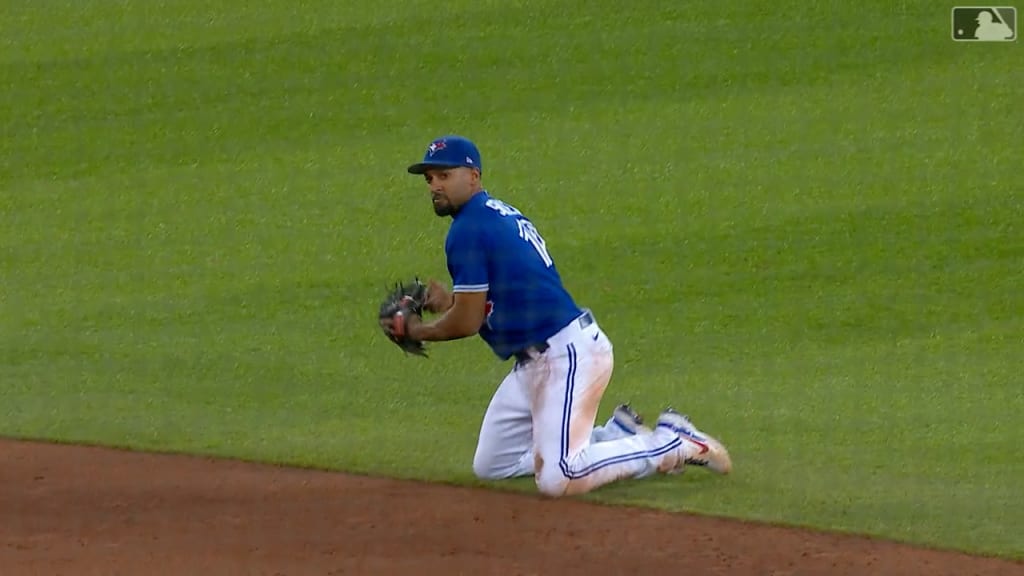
410,308 -> 479,341
431,294 -> 454,315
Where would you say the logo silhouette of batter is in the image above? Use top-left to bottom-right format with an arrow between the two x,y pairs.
975,10 -> 1014,40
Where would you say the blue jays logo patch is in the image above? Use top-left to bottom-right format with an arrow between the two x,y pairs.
427,140 -> 447,156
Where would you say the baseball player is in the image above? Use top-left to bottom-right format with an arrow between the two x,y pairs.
382,135 -> 732,497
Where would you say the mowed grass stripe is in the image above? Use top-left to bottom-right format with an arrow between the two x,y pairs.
2,0 -> 1022,558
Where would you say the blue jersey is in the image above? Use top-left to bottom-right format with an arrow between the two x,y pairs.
445,191 -> 583,360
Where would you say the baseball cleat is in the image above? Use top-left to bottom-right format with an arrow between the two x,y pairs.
610,403 -> 651,435
656,408 -> 732,475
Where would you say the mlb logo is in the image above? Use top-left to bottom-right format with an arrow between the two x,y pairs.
952,7 -> 1017,41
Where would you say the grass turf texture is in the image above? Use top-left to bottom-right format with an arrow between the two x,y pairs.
2,0 -> 1022,559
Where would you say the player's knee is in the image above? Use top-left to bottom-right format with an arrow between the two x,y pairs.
472,451 -> 509,480
472,454 -> 496,480
536,466 -> 601,498
534,469 -> 570,498
472,459 -> 501,480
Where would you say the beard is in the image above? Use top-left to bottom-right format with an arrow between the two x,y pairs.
432,196 -> 455,217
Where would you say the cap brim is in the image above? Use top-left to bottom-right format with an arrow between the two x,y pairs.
407,161 -> 479,175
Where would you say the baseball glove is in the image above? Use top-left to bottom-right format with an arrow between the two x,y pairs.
378,278 -> 429,357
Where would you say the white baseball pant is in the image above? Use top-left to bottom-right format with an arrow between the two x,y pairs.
471,311 -> 686,497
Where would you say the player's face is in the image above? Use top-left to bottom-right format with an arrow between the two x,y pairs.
423,167 -> 479,217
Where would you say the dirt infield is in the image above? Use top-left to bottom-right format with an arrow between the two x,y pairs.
1,439 -> 1021,576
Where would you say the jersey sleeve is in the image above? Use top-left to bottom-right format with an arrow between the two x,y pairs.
445,221 -> 489,293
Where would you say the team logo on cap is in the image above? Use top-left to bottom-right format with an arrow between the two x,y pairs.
427,140 -> 447,155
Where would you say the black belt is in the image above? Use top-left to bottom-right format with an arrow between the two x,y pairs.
513,310 -> 595,365
513,342 -> 550,364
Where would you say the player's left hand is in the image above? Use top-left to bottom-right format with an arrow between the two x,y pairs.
378,278 -> 429,357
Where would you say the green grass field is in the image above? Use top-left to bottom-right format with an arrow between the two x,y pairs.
3,0 -> 1022,559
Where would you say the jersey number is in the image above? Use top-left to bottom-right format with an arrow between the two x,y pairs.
517,220 -> 554,267
486,199 -> 554,268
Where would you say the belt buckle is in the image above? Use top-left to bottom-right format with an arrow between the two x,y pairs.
578,310 -> 594,329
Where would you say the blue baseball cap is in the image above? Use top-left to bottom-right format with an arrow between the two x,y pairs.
407,135 -> 482,175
